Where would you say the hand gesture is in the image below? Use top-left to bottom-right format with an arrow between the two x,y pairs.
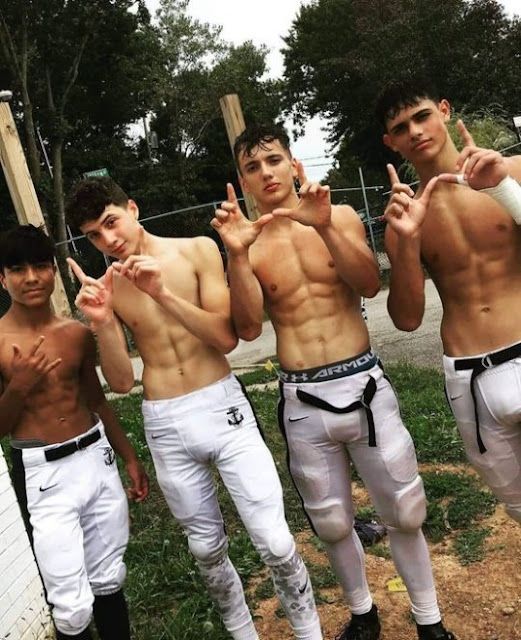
384,164 -> 438,237
67,258 -> 114,326
125,458 -> 149,503
10,336 -> 62,395
112,255 -> 163,298
210,183 -> 273,256
438,120 -> 508,190
272,162 -> 331,228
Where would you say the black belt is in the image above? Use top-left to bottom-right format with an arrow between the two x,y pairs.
296,375 -> 378,447
453,342 -> 521,454
45,429 -> 101,462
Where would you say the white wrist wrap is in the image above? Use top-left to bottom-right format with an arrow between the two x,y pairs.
480,176 -> 521,225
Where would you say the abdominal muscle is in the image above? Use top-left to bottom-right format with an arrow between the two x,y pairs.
269,283 -> 370,370
134,326 -> 231,400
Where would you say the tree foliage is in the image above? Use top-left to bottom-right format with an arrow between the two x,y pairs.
282,0 -> 521,178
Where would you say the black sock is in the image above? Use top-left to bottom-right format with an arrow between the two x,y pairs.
93,589 -> 131,640
55,627 -> 93,639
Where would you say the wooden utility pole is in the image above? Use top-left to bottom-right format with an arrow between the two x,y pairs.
0,97 -> 71,317
219,94 -> 258,220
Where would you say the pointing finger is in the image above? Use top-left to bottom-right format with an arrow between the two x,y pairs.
387,164 -> 401,187
67,258 -> 87,284
457,119 -> 475,147
30,335 -> 45,356
226,183 -> 239,206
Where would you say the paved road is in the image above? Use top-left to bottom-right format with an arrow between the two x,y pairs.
97,279 -> 444,386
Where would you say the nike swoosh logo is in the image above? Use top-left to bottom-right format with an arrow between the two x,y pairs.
39,483 -> 58,492
150,433 -> 167,439
288,416 -> 308,423
298,578 -> 308,594
449,394 -> 463,401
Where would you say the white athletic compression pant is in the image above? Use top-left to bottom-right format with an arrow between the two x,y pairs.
142,374 -> 322,640
279,363 -> 441,626
18,421 -> 129,636
444,346 -> 521,522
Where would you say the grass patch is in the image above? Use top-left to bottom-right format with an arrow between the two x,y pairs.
236,366 -> 279,387
453,527 -> 492,565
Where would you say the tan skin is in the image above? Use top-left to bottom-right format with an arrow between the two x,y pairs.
383,99 -> 521,356
68,202 -> 237,400
0,261 -> 148,501
210,140 -> 380,370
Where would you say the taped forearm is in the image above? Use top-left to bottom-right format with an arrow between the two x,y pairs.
481,176 -> 521,224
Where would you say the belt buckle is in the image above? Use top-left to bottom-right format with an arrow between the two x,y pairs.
480,355 -> 493,369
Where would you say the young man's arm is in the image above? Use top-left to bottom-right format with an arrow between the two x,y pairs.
0,337 -> 61,438
210,184 -> 272,341
383,165 -> 438,331
68,259 -> 135,393
114,239 -> 238,353
80,329 -> 148,502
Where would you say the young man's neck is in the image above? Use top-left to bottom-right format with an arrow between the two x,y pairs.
7,302 -> 55,329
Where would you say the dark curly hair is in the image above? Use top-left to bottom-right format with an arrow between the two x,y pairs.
233,123 -> 291,173
375,76 -> 441,131
66,177 -> 129,230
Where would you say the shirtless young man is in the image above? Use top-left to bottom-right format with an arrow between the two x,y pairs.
65,177 -> 322,640
210,123 -> 455,640
0,225 -> 148,640
378,77 -> 521,524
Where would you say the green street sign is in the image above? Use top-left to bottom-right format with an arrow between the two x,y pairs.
83,168 -> 109,178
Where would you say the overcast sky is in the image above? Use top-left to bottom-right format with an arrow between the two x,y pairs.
146,0 -> 520,181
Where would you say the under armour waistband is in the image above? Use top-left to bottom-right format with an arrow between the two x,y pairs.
279,348 -> 377,383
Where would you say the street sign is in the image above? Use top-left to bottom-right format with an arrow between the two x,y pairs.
83,168 -> 109,178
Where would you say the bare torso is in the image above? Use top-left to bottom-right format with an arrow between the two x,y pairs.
421,182 -> 521,356
113,236 -> 230,399
0,317 -> 95,443
251,217 -> 370,369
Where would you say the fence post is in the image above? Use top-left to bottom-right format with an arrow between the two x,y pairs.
219,94 -> 259,221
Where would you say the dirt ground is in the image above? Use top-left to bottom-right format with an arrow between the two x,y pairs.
245,282 -> 521,640
251,472 -> 521,640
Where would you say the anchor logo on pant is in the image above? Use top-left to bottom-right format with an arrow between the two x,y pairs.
227,406 -> 244,427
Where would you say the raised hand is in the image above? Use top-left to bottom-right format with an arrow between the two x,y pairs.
67,258 -> 114,326
272,162 -> 331,228
210,183 -> 273,255
112,255 -> 164,298
10,336 -> 62,395
438,120 -> 508,190
384,164 -> 438,237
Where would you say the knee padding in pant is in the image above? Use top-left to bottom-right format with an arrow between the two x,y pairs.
54,606 -> 93,637
388,476 -> 426,531
188,533 -> 228,567
261,525 -> 295,565
307,500 -> 353,544
505,502 -> 521,524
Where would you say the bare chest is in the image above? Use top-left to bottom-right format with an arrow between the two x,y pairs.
253,228 -> 340,304
113,259 -> 199,334
421,188 -> 521,275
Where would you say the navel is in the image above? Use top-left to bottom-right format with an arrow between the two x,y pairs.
481,306 -> 490,313
178,368 -> 184,376
496,223 -> 507,232
328,260 -> 334,268
270,284 -> 278,292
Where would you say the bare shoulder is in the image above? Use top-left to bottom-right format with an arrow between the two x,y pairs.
332,204 -> 365,233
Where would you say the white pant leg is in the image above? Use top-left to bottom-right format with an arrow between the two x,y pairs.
81,435 -> 129,596
280,378 -> 373,615
142,377 -> 256,639
444,355 -> 521,522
